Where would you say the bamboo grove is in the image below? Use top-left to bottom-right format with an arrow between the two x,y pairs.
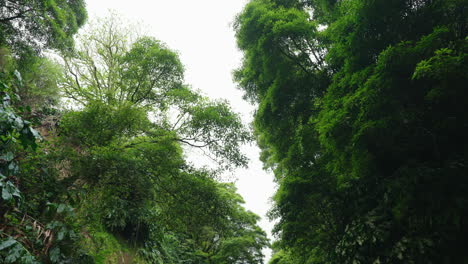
234,0 -> 467,263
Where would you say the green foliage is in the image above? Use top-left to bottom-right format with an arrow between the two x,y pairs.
26,12 -> 267,264
2,4 -> 268,263
77,222 -> 146,264
0,46 -> 62,115
1,70 -> 38,207
16,56 -> 63,110
1,4 -> 94,260
60,15 -> 251,168
121,36 -> 185,106
176,99 -> 252,168
61,16 -> 183,108
235,0 -> 468,263
268,249 -> 294,264
60,102 -> 151,147
0,237 -> 39,264
1,70 -> 91,263
0,0 -> 87,52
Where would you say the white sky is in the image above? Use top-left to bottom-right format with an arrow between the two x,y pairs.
85,0 -> 276,261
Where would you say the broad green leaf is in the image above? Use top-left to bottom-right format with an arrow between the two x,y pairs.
0,238 -> 16,251
2,184 -> 13,200
2,152 -> 14,162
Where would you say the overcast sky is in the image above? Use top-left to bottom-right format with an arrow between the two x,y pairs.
85,0 -> 276,261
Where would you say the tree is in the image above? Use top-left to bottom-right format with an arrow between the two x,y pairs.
61,15 -> 183,107
0,0 -> 87,52
60,14 -> 251,168
193,183 -> 269,264
2,5 -> 267,263
235,0 -> 468,263
52,13 -> 268,263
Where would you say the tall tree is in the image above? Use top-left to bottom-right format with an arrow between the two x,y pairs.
53,14 -> 268,263
0,0 -> 87,52
235,0 -> 468,263
61,15 -> 251,168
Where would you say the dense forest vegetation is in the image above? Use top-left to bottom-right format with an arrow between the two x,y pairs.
2,0 -> 467,263
234,0 -> 467,263
1,1 -> 268,263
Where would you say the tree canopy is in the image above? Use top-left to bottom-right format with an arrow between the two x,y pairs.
235,0 -> 467,263
1,7 -> 268,263
0,0 -> 87,52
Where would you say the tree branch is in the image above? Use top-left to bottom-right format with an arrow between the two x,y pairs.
0,8 -> 33,23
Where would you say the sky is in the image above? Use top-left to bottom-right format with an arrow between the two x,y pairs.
85,0 -> 276,261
